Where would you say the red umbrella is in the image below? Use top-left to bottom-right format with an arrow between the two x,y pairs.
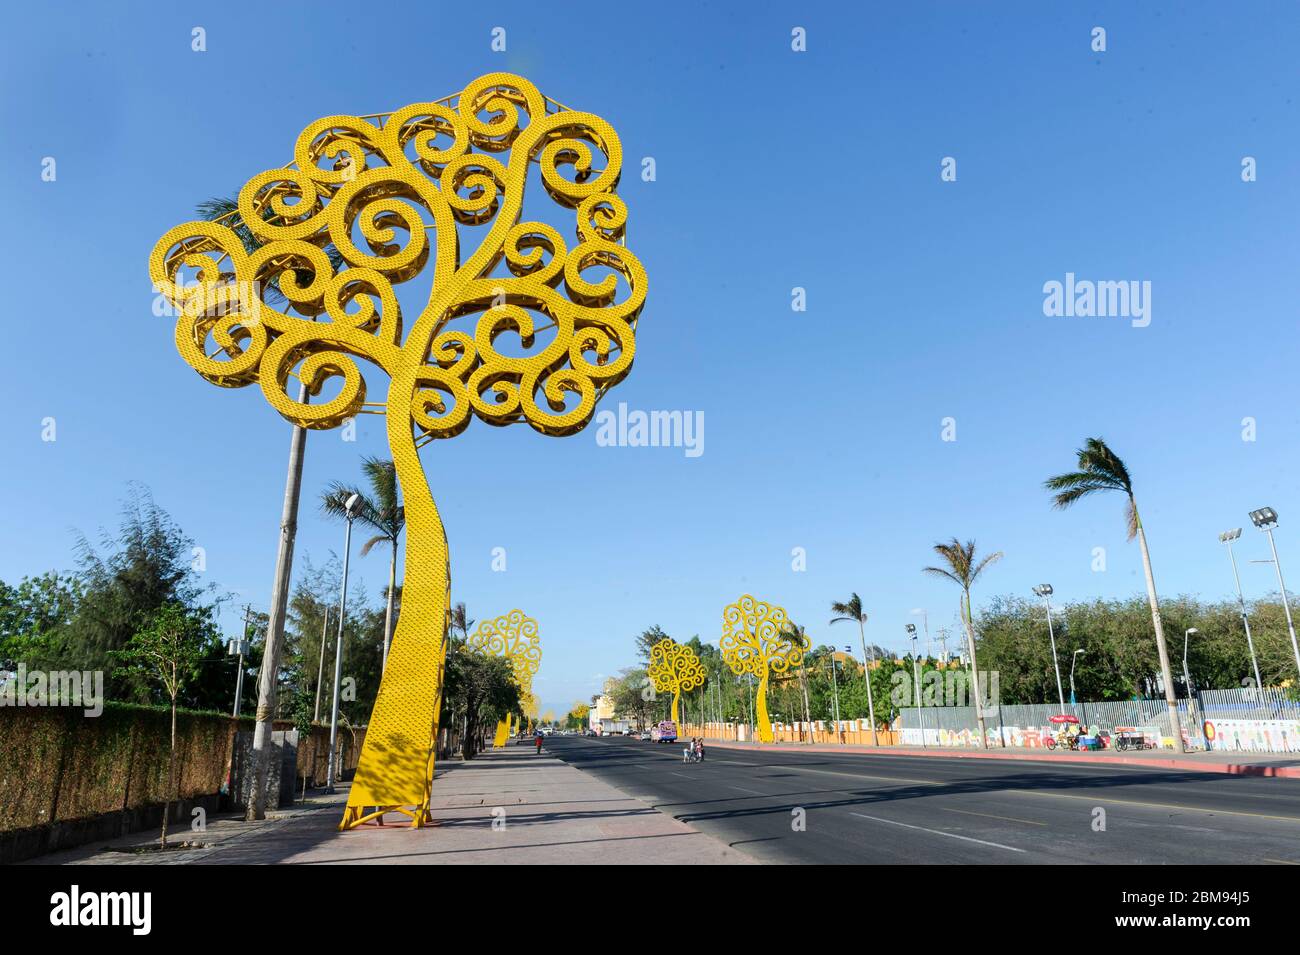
1048,714 -> 1080,724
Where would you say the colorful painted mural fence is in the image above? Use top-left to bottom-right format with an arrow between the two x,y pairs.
1203,718 -> 1300,753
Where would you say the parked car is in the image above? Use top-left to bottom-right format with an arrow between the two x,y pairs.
638,731 -> 652,741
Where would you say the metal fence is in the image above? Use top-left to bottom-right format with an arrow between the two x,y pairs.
898,698 -> 1207,749
1198,686 -> 1300,721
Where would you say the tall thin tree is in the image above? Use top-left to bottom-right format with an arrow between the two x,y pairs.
923,539 -> 1002,749
1044,437 -> 1183,750
829,593 -> 879,746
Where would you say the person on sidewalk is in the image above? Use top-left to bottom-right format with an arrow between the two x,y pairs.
534,729 -> 544,755
695,737 -> 705,762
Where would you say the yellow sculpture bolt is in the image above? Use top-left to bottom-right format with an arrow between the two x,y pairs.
466,609 -> 542,747
149,73 -> 645,830
720,595 -> 809,743
647,637 -> 706,724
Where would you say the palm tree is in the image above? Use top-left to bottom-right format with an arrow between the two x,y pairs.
923,539 -> 1002,749
449,602 -> 474,646
1045,437 -> 1182,750
322,457 -> 405,669
829,594 -> 879,746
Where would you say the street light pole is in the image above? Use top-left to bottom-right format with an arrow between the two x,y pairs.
1220,528 -> 1264,701
326,493 -> 360,794
1249,508 -> 1300,683
231,604 -> 253,718
1032,585 -> 1066,711
907,624 -> 926,748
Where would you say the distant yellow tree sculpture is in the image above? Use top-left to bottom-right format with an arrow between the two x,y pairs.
720,595 -> 808,743
647,637 -> 706,723
467,609 -> 542,747
149,73 -> 645,829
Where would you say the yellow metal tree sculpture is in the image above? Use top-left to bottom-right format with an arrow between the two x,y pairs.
466,609 -> 542,747
647,637 -> 706,724
149,73 -> 645,829
720,595 -> 809,743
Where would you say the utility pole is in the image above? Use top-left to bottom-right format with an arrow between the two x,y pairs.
231,605 -> 254,718
1219,529 -> 1263,703
247,383 -> 309,821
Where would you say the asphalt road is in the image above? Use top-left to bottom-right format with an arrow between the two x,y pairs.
545,735 -> 1300,864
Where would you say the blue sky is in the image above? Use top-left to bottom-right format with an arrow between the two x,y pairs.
2,2 -> 1299,713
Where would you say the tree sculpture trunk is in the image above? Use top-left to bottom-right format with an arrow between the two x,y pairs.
381,539 -> 398,671
755,671 -> 773,742
338,375 -> 449,828
1136,515 -> 1182,751
670,691 -> 680,724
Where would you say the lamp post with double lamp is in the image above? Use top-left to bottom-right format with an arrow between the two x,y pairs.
1219,528 -> 1264,702
1032,584 -> 1066,711
907,623 -> 926,748
325,492 -> 361,794
1249,507 -> 1300,683
1182,627 -> 1204,749
910,608 -> 930,657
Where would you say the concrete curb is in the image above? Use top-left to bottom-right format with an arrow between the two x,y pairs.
701,739 -> 1300,778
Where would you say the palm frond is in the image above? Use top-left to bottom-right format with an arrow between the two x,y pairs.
922,566 -> 961,586
971,550 -> 1004,582
1045,436 -> 1133,508
359,456 -> 403,535
829,593 -> 865,624
320,484 -> 388,539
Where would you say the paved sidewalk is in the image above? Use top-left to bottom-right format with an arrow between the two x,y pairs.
30,745 -> 753,865
702,738 -> 1300,777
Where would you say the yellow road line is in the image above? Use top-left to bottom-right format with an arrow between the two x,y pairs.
941,806 -> 1047,827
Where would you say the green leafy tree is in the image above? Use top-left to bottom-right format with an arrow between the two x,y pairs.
442,646 -> 522,759
110,604 -> 209,848
0,572 -> 81,664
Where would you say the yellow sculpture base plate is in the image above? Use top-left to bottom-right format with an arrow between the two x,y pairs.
339,802 -> 434,831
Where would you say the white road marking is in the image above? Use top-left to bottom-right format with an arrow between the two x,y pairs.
849,812 -> 1025,852
729,785 -> 765,795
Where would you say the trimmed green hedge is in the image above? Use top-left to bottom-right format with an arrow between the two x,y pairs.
0,703 -> 240,831
0,703 -> 369,832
